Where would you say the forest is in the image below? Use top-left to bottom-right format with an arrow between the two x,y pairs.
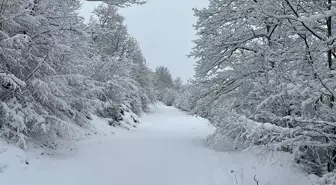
2,0 -> 336,184
180,0 -> 336,182
0,0 -> 181,149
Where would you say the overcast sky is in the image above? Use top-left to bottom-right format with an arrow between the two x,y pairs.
79,0 -> 208,81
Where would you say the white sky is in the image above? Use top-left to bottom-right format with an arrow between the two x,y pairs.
79,0 -> 208,81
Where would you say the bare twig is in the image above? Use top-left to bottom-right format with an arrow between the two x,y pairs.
254,175 -> 259,185
235,175 -> 239,185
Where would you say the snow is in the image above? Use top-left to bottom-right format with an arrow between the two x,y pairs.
0,103 -> 313,185
298,7 -> 336,22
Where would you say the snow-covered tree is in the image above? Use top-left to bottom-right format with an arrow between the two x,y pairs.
87,3 -> 155,117
153,66 -> 177,105
191,0 -> 336,176
155,66 -> 174,89
0,0 -> 92,148
0,0 -> 155,149
86,0 -> 145,7
173,77 -> 183,90
174,82 -> 201,112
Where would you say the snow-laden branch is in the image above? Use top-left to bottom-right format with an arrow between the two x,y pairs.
86,0 -> 146,6
299,7 -> 336,22
0,73 -> 26,90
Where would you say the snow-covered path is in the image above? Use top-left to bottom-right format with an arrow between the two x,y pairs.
1,105 -> 312,185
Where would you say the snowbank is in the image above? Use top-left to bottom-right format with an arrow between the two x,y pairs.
0,104 -> 315,185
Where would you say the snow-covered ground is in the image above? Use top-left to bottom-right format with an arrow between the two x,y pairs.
0,104 -> 314,185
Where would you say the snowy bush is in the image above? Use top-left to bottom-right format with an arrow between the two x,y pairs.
153,66 -> 182,106
162,88 -> 177,106
0,102 -> 27,149
174,82 -> 208,112
319,173 -> 336,185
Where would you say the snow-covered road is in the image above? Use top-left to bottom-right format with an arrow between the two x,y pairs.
1,104 -> 312,185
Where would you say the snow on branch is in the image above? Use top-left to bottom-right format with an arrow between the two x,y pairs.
298,8 -> 336,22
86,0 -> 146,6
0,73 -> 25,91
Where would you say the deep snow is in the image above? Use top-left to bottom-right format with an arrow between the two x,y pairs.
0,104 -> 313,185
